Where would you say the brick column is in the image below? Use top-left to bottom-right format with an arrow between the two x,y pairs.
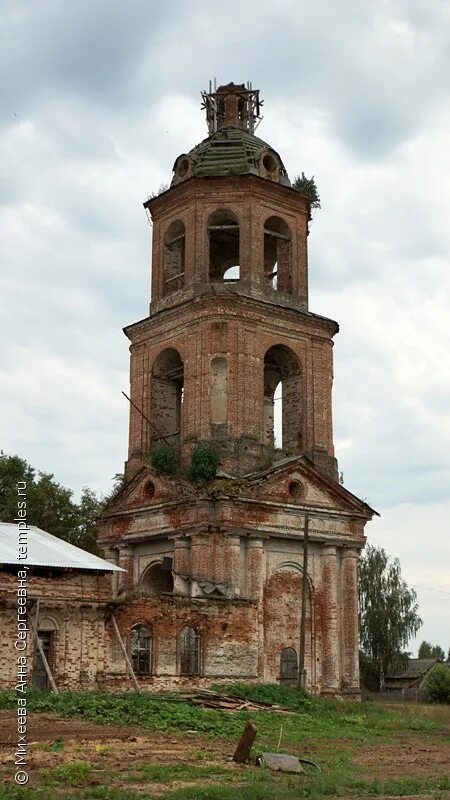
190,533 -> 211,580
320,545 -> 340,693
117,546 -> 134,593
102,547 -> 120,598
173,538 -> 190,575
246,538 -> 264,601
341,548 -> 360,694
224,535 -> 241,594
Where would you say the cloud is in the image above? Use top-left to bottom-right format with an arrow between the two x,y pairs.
0,0 -> 449,650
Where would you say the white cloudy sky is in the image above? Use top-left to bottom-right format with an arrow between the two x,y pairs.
1,0 -> 449,654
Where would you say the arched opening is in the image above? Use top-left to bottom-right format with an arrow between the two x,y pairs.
163,220 -> 185,294
273,380 -> 282,449
208,210 -> 240,282
179,626 -> 202,676
140,562 -> 174,596
151,348 -> 184,450
280,647 -> 298,685
223,266 -> 240,282
131,623 -> 153,675
210,357 -> 228,425
264,216 -> 292,293
264,345 -> 302,452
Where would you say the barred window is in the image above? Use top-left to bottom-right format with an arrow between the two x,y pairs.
179,626 -> 202,676
131,624 -> 153,675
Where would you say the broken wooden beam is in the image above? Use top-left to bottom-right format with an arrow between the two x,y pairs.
111,614 -> 140,693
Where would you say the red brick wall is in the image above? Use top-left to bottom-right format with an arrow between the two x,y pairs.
0,569 -> 112,691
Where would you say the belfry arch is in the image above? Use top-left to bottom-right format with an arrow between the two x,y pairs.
208,209 -> 240,282
151,348 -> 184,449
264,216 -> 292,293
263,345 -> 302,452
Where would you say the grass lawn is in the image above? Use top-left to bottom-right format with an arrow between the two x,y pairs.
0,684 -> 448,799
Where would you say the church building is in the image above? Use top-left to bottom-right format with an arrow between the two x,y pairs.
98,82 -> 376,696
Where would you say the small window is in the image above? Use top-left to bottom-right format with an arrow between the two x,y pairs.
288,480 -> 304,501
143,480 -> 155,500
131,624 -> 153,675
176,158 -> 190,178
262,152 -> 278,174
179,626 -> 202,676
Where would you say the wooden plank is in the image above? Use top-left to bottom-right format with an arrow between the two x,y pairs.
233,721 -> 257,763
263,228 -> 291,241
36,636 -> 59,694
111,614 -> 140,693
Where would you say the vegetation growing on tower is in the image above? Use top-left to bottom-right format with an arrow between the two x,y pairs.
292,173 -> 321,209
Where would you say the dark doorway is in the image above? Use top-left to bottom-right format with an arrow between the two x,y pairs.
33,631 -> 53,690
280,647 -> 298,686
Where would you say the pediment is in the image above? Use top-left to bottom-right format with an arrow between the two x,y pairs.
243,456 -> 376,517
104,466 -> 193,512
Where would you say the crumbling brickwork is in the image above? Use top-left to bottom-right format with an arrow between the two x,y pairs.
0,83 -> 375,696
96,84 -> 375,697
0,569 -> 113,691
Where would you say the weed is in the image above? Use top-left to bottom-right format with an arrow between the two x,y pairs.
49,737 -> 65,752
44,760 -> 92,785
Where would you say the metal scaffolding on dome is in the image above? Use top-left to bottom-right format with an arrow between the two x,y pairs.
201,80 -> 263,135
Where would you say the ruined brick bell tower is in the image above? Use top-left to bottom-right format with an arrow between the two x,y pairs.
99,82 -> 375,696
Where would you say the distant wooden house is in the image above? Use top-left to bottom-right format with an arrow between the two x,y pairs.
383,658 -> 439,692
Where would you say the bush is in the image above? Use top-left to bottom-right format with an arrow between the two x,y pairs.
423,664 -> 450,704
149,441 -> 178,475
188,441 -> 219,482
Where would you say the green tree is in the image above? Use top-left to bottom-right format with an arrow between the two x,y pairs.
418,641 -> 445,660
292,173 -> 321,209
423,663 -> 450,704
0,451 -> 102,554
359,545 -> 422,689
75,487 -> 104,554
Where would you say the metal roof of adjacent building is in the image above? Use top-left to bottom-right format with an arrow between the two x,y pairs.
0,522 -> 122,572
385,658 -> 439,681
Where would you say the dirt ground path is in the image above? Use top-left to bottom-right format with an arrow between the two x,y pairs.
0,710 -> 236,780
0,710 -> 449,792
